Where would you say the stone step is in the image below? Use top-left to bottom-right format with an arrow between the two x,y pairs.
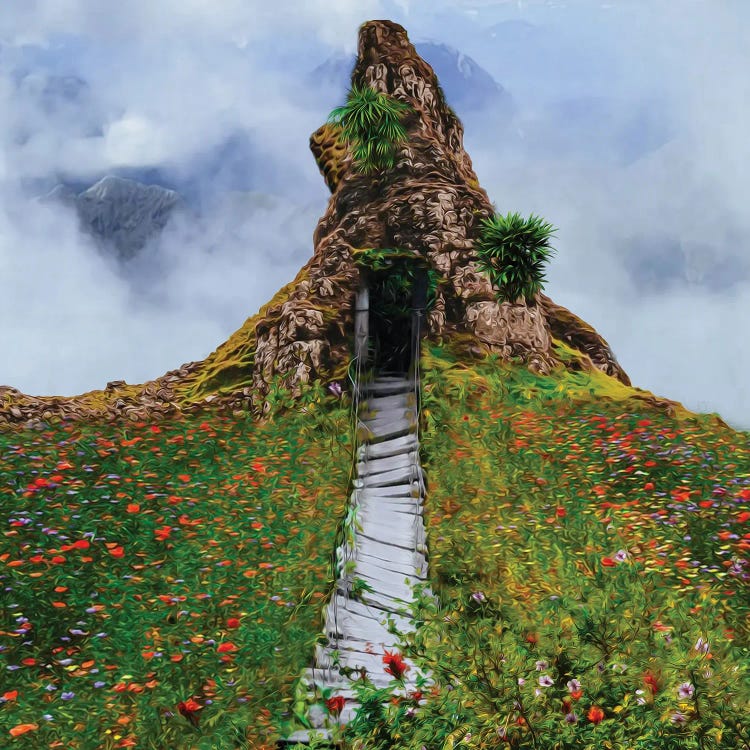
353,557 -> 427,585
355,552 -> 428,581
355,512 -> 424,537
355,498 -> 424,516
358,434 -> 419,460
360,379 -> 415,394
352,537 -> 427,570
352,483 -> 419,501
364,393 -> 416,411
346,571 -> 421,603
319,633 -> 401,655
356,464 -> 423,488
356,525 -> 424,551
323,596 -> 413,637
358,421 -> 414,443
356,451 -> 417,476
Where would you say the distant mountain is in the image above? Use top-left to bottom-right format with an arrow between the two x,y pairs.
41,176 -> 187,261
307,40 -> 514,120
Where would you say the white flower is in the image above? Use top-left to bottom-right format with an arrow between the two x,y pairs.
677,682 -> 694,699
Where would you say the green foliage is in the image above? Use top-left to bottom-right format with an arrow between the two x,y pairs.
0,383 -> 352,748
475,212 -> 557,303
351,247 -> 440,313
345,585 -> 750,749
353,342 -> 750,749
328,84 -> 412,175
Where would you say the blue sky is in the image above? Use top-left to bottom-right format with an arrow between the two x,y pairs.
0,0 -> 748,429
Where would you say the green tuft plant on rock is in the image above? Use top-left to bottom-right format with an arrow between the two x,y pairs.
327,83 -> 412,175
475,212 -> 557,304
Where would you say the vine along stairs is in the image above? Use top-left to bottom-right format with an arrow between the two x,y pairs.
283,373 -> 432,744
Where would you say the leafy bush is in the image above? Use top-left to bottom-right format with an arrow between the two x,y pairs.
474,212 -> 557,304
327,84 -> 412,175
345,584 -> 750,750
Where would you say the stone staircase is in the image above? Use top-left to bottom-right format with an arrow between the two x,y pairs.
283,374 -> 431,744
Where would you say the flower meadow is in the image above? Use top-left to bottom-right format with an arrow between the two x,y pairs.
341,344 -> 750,749
2,344 -> 750,749
0,384 -> 352,748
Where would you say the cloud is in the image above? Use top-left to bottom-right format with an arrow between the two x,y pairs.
0,1 -> 748,432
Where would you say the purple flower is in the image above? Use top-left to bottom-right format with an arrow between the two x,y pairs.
671,711 -> 688,725
694,637 -> 710,654
614,549 -> 628,563
93,681 -> 106,688
677,682 -> 694,699
535,660 -> 548,671
471,591 -> 486,603
565,711 -> 578,724
61,691 -> 75,700
567,679 -> 582,693
328,382 -> 343,398
538,675 -> 554,687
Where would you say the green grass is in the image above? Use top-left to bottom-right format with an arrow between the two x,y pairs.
4,343 -> 750,748
342,343 -> 750,748
0,384 -> 352,749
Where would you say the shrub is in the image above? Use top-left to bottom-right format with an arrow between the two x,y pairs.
475,212 -> 557,304
327,84 -> 412,175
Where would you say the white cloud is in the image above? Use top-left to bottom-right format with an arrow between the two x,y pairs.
0,0 -> 748,433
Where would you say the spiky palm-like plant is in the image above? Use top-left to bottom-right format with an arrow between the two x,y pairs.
474,212 -> 557,304
327,84 -> 412,175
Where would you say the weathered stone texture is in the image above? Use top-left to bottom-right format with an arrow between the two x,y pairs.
0,19 -> 629,427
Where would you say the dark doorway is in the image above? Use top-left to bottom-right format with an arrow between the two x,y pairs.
367,267 -> 428,375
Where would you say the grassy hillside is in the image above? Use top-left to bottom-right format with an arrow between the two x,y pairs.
0,384 -> 351,749
2,343 -> 749,748
343,343 -> 750,749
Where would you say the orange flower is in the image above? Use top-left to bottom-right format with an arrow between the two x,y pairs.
217,642 -> 237,653
587,706 -> 605,724
9,723 -> 38,737
154,526 -> 172,541
126,504 -> 140,514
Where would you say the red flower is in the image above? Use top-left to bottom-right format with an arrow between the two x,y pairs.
177,698 -> 201,726
643,672 -> 660,694
601,557 -> 616,567
226,617 -> 241,629
555,507 -> 567,518
217,642 -> 237,653
325,695 -> 346,715
383,650 -> 409,679
587,706 -> 605,724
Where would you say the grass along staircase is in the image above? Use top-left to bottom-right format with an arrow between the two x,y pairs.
283,373 -> 432,744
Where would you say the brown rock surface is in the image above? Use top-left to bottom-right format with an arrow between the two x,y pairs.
0,19 -> 631,428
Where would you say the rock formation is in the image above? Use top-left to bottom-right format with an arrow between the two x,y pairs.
0,20 -> 632,428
